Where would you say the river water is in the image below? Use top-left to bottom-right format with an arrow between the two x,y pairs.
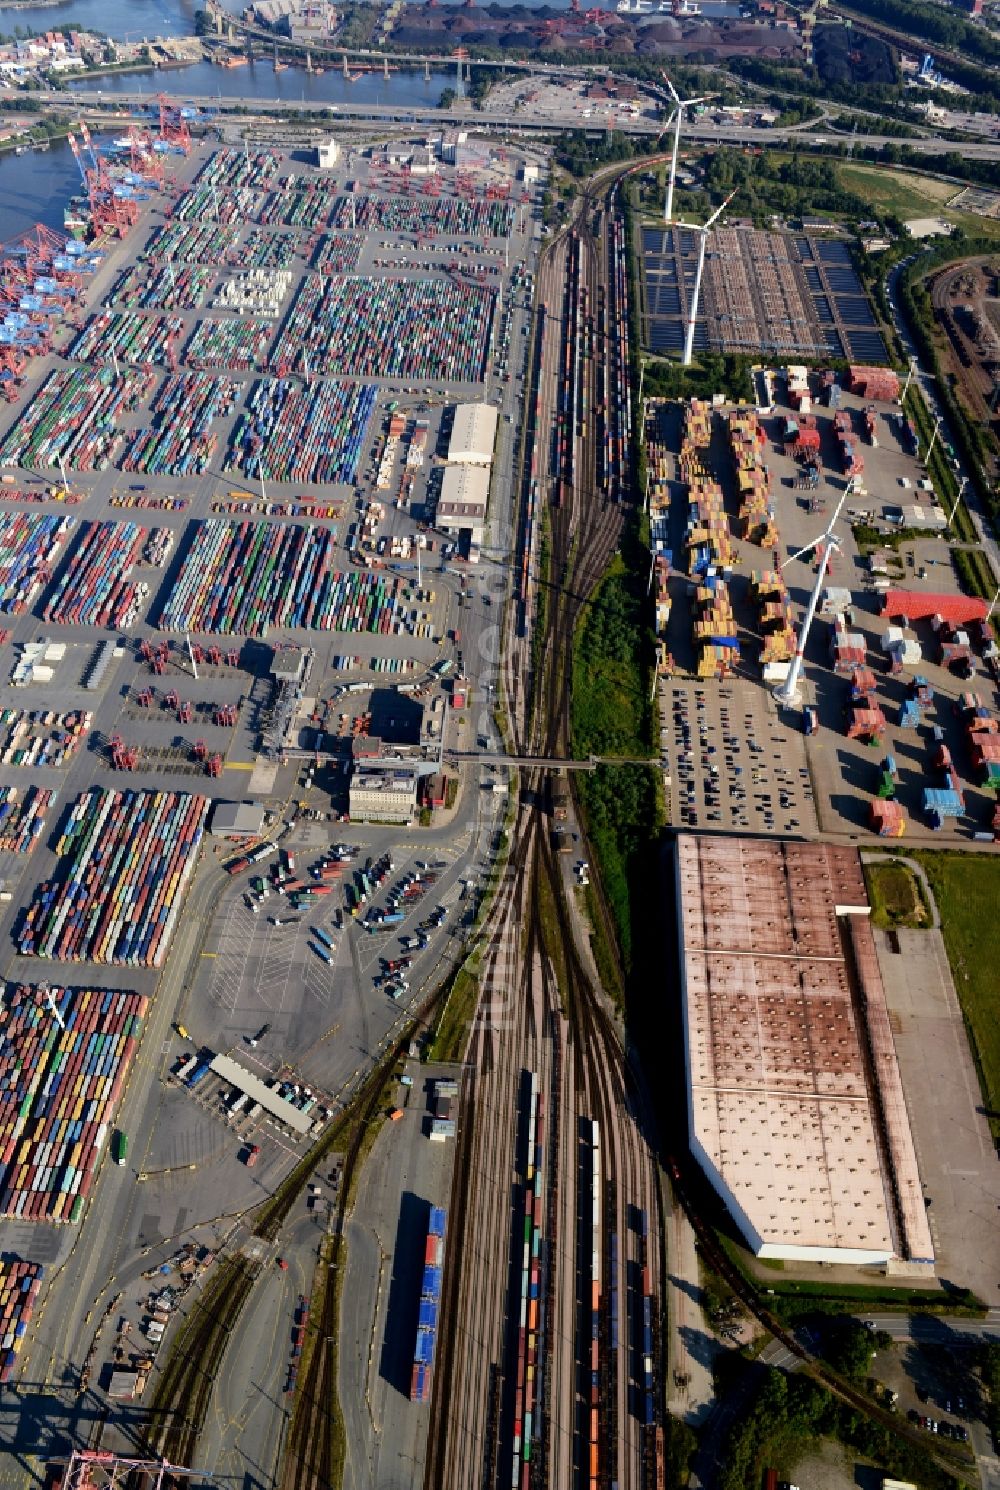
65,57 -> 457,108
0,55 -> 456,240
0,0 -> 574,40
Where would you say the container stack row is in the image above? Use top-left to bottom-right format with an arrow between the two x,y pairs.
18,788 -> 209,967
107,261 -> 216,312
0,1260 -> 45,1381
0,708 -> 91,768
410,1205 -> 446,1402
271,274 -> 495,383
226,378 -> 377,487
729,410 -> 776,548
0,365 -> 155,471
329,191 -> 515,239
121,374 -> 239,478
0,785 -> 55,854
0,983 -> 148,1222
0,512 -> 75,614
750,571 -> 796,669
184,316 -> 274,373
42,521 -> 148,629
69,313 -> 184,369
311,231 -> 365,275
159,520 -> 407,637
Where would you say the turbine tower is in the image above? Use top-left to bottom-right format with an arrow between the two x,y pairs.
661,72 -> 708,223
675,190 -> 735,366
775,483 -> 854,707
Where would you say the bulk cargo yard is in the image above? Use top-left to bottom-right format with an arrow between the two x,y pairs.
647,365 -> 1000,844
0,114 -> 542,1483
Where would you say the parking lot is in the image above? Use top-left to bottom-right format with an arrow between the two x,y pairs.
184,840 -> 469,1102
662,678 -> 817,836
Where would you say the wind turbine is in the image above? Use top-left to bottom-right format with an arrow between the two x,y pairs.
675,190 -> 736,366
661,72 -> 708,223
774,482 -> 854,707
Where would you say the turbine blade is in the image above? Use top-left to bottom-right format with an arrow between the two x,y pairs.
703,188 -> 737,230
661,71 -> 680,103
783,535 -> 821,567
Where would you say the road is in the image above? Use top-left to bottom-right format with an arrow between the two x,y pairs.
15,85 -> 1000,160
886,261 -> 1000,594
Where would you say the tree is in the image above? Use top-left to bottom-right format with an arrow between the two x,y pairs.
438,87 -> 456,110
822,1318 -> 879,1383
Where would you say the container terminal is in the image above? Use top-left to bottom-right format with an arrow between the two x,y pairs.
0,91 -> 995,1490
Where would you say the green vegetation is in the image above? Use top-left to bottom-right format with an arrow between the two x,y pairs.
531,507 -> 552,712
701,148 -> 869,222
719,1365 -> 964,1490
913,851 -> 1000,1139
555,130 -> 651,179
637,353 -> 754,406
981,1340 -> 1000,1451
836,162 -> 956,222
837,0 -> 1000,105
952,547 -> 997,603
580,880 -> 624,1007
904,390 -> 977,546
863,859 -> 931,928
665,1416 -> 698,1488
296,1232 -> 346,1488
851,521 -> 943,554
717,1234 -> 983,1318
898,244 -> 1000,533
427,961 -> 477,1063
571,544 -> 663,971
818,1318 -> 892,1383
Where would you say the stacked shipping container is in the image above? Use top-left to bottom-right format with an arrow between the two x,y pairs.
19,788 -> 209,966
409,1205 -> 446,1403
0,984 -> 147,1222
0,1259 -> 44,1381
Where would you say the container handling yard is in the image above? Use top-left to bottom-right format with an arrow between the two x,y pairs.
1,79 -> 995,1490
0,107 -> 547,1488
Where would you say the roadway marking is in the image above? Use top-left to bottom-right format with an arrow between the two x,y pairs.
227,762 -> 255,770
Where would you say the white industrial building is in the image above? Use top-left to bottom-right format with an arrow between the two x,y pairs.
448,403 -> 497,466
349,765 -> 419,825
675,835 -> 934,1268
315,137 -> 340,169
436,464 -> 491,547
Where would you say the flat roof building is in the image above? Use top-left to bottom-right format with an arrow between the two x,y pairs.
437,463 -> 490,539
349,765 -> 419,825
209,801 -> 266,839
448,403 -> 497,466
676,835 -> 933,1267
209,1053 -> 313,1136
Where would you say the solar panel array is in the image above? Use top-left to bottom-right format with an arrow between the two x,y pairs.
643,226 -> 888,363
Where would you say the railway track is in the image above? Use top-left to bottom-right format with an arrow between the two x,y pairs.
429,164 -> 665,1490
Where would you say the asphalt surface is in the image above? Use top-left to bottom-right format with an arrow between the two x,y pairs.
0,129 -> 541,1486
18,84 -> 1000,158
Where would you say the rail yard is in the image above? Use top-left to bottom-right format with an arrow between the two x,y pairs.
0,61 -> 997,1490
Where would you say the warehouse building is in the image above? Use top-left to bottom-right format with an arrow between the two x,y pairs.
349,765 -> 419,825
675,835 -> 934,1267
436,464 -> 491,547
448,403 -> 497,466
209,801 -> 267,839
